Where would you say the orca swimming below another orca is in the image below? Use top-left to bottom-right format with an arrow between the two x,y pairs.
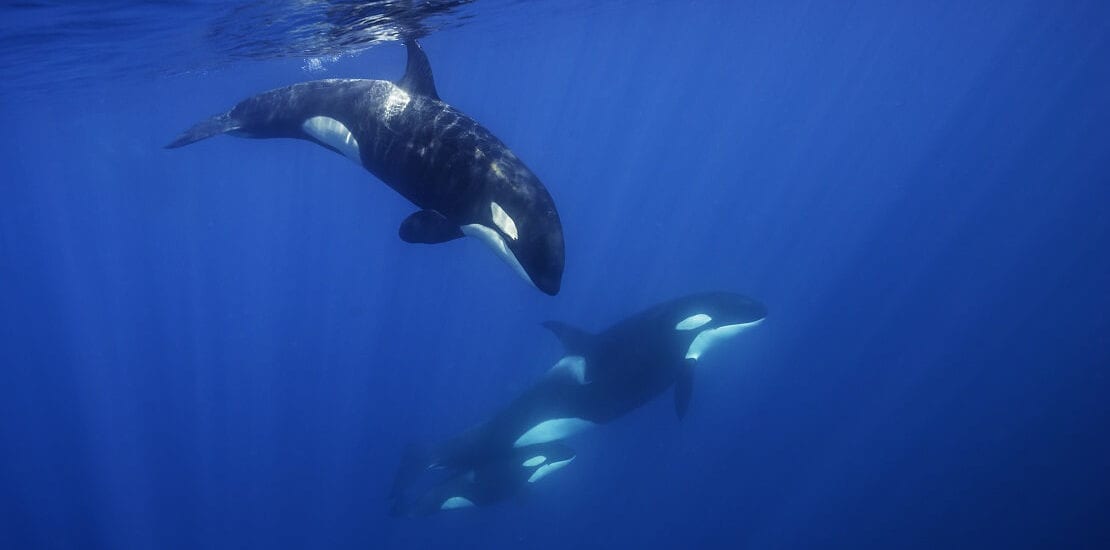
391,292 -> 767,501
166,40 -> 565,295
390,442 -> 576,517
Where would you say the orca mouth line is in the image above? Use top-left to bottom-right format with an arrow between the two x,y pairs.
461,223 -> 559,295
685,319 -> 765,360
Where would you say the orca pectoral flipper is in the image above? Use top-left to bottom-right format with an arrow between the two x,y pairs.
399,209 -> 464,244
165,113 -> 240,149
674,358 -> 696,420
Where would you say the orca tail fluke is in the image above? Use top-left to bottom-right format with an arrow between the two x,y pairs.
165,113 -> 239,149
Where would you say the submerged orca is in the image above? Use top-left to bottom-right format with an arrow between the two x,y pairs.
392,292 -> 766,493
391,442 -> 576,517
166,40 -> 564,295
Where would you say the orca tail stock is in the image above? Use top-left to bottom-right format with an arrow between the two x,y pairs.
165,112 -> 240,149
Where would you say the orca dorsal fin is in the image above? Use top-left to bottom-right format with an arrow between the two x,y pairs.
398,39 -> 440,100
674,358 -> 696,420
541,321 -> 595,355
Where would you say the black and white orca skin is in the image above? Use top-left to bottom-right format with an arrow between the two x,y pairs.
395,292 -> 766,486
391,442 -> 575,517
166,40 -> 564,295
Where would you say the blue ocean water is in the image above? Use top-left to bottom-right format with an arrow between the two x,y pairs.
2,1 -> 1109,548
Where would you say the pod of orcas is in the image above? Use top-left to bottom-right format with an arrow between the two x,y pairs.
167,39 -> 766,517
167,40 -> 564,295
390,292 -> 766,516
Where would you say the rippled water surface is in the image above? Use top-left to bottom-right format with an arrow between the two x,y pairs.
0,0 -> 616,93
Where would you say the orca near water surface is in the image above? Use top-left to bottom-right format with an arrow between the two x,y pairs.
167,40 -> 564,295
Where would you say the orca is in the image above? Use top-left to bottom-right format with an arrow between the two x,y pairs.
391,292 -> 766,491
166,40 -> 564,295
390,442 -> 576,517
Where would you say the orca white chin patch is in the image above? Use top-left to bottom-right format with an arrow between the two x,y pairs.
522,455 -> 546,468
461,223 -> 534,289
685,319 -> 764,360
550,355 -> 589,385
440,496 -> 475,510
513,418 -> 595,448
301,116 -> 361,164
527,456 -> 574,484
675,313 -> 712,331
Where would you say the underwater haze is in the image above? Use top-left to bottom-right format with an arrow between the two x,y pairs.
2,1 -> 1109,548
